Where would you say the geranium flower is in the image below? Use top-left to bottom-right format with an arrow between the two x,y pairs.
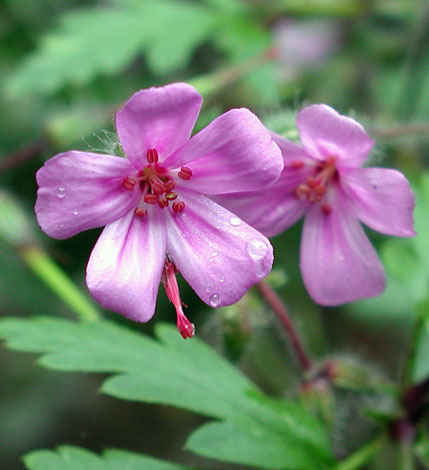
215,104 -> 415,305
35,83 -> 283,337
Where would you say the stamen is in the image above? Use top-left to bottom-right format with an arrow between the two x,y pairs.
158,198 -> 168,208
321,204 -> 332,215
165,192 -> 178,201
164,180 -> 175,193
122,177 -> 137,191
162,259 -> 195,340
146,148 -> 159,163
178,167 -> 192,180
172,201 -> 185,213
134,207 -> 147,217
144,193 -> 158,204
151,181 -> 165,195
291,160 -> 305,170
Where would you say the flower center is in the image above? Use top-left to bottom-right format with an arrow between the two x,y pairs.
293,156 -> 338,215
121,149 -> 192,218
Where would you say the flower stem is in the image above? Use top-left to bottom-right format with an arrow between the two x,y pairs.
401,299 -> 429,393
190,47 -> 277,98
257,280 -> 312,372
334,434 -> 386,470
19,245 -> 101,323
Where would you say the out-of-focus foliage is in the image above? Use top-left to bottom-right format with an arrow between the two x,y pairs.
1,0 -> 429,468
24,446 -> 194,470
0,319 -> 334,469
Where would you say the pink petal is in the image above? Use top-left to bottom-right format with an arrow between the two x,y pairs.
35,151 -> 140,239
213,163 -> 311,238
164,109 -> 283,194
297,104 -> 374,167
342,167 -> 415,237
164,191 -> 273,307
300,190 -> 385,305
86,206 -> 167,322
115,83 -> 202,169
341,168 -> 416,237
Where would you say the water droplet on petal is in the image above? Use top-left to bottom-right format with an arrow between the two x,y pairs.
209,242 -> 213,247
73,208 -> 78,216
230,216 -> 241,226
209,257 -> 214,263
206,282 -> 211,293
209,293 -> 220,307
212,251 -> 218,257
56,187 -> 66,198
247,240 -> 268,261
219,276 -> 224,283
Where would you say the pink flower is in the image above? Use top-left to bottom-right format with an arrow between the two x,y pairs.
35,83 -> 283,336
215,104 -> 415,305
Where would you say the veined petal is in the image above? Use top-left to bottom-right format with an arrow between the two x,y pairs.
164,191 -> 273,307
35,151 -> 140,239
164,109 -> 283,194
213,164 -> 311,237
86,206 -> 167,322
297,104 -> 374,167
300,190 -> 385,305
115,83 -> 202,169
342,167 -> 415,237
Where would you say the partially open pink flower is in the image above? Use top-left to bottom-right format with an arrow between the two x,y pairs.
216,104 -> 415,305
35,83 -> 283,336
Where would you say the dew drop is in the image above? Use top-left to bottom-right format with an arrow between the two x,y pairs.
205,282 -> 211,293
56,187 -> 66,198
73,208 -> 78,216
209,257 -> 214,263
219,276 -> 224,283
209,293 -> 220,307
230,216 -> 241,226
209,242 -> 213,247
247,240 -> 268,261
212,251 -> 218,257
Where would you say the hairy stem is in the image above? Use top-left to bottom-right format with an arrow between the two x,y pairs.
257,280 -> 312,372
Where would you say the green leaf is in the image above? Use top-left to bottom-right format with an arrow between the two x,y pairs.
0,317 -> 334,469
7,1 -> 217,96
24,445 -> 193,470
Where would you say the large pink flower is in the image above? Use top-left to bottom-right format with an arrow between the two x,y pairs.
35,83 -> 283,336
215,104 -> 415,305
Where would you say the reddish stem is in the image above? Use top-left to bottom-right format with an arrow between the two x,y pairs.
257,280 -> 312,372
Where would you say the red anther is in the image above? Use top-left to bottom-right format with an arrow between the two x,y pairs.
122,177 -> 137,191
163,179 -> 175,192
291,160 -> 305,170
134,207 -> 147,217
307,177 -> 319,189
295,184 -> 310,200
146,148 -> 159,163
151,181 -> 165,195
315,185 -> 327,196
165,192 -> 178,201
325,156 -> 336,166
321,204 -> 332,215
144,193 -> 159,204
172,201 -> 185,213
158,198 -> 168,208
178,166 -> 193,180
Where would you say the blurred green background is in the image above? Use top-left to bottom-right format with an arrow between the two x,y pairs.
1,0 -> 429,468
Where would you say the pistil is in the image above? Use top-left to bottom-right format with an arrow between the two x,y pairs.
162,259 -> 195,339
